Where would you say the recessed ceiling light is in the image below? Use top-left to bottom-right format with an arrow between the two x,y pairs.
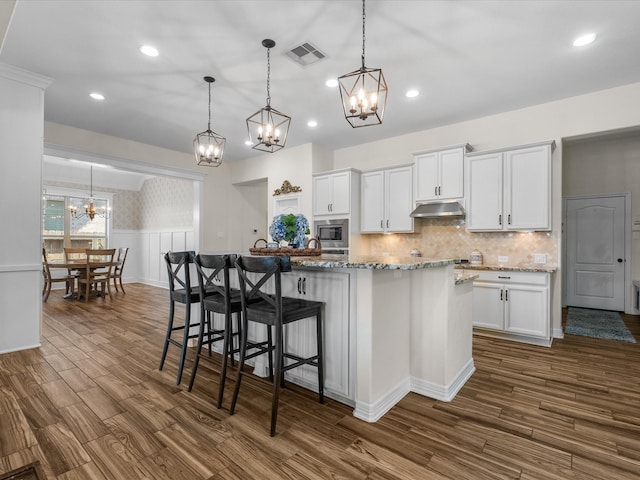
140,45 -> 159,57
89,92 -> 105,101
307,120 -> 318,127
405,89 -> 419,98
573,33 -> 596,47
325,78 -> 338,88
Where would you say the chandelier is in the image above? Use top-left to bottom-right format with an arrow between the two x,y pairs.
246,39 -> 291,153
338,0 -> 388,127
69,165 -> 108,221
194,76 -> 226,166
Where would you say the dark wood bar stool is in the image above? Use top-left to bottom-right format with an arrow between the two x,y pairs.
159,251 -> 202,385
230,255 -> 324,436
187,253 -> 243,409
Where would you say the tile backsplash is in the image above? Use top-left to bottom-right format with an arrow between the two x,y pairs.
361,217 -> 558,266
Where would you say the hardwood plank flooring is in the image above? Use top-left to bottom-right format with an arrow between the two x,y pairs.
1,283 -> 640,479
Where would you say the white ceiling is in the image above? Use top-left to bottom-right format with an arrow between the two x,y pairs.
3,0 -> 640,165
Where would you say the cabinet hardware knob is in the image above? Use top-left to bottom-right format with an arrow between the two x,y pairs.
380,220 -> 383,229
499,214 -> 502,225
618,258 -> 624,263
297,277 -> 302,294
302,277 -> 306,295
386,219 -> 389,228
500,289 -> 503,301
435,186 -> 438,196
498,276 -> 511,279
438,186 -> 441,196
508,214 -> 511,225
505,289 -> 508,301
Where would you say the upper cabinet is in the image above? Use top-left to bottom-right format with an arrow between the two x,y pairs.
414,144 -> 471,202
313,169 -> 360,217
466,141 -> 554,232
361,164 -> 414,234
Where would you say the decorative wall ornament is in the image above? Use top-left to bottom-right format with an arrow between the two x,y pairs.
273,180 -> 302,196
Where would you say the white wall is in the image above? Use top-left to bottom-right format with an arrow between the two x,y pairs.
0,63 -> 51,353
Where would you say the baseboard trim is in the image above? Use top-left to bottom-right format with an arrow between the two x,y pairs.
353,378 -> 411,423
411,359 -> 476,402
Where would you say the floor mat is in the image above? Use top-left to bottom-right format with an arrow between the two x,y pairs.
566,307 -> 636,343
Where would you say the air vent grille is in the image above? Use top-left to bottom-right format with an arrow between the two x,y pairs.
286,42 -> 327,66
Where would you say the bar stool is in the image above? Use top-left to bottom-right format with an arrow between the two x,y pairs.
230,255 -> 324,436
187,253 -> 243,409
159,251 -> 202,385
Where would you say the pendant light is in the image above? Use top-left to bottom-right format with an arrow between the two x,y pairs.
246,39 -> 291,153
338,0 -> 388,128
69,165 -> 109,221
194,76 -> 226,167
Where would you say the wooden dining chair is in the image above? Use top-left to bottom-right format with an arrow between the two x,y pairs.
230,255 -> 325,436
42,248 -> 76,302
110,247 -> 129,294
77,248 -> 116,302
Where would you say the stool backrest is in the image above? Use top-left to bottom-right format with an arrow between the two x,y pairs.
235,256 -> 291,318
115,247 -> 129,275
164,251 -> 196,294
195,253 -> 237,304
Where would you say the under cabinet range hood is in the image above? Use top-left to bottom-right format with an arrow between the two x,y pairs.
410,200 -> 465,218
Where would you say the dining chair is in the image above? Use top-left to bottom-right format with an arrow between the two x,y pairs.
77,248 -> 116,302
159,251 -> 204,385
230,255 -> 324,436
187,253 -> 243,409
110,247 -> 129,294
42,248 -> 76,302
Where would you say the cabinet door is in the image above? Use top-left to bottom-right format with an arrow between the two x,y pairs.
330,171 -> 351,215
472,282 -> 504,330
313,175 -> 333,215
466,152 -> 503,231
504,284 -> 549,338
414,152 -> 439,201
386,166 -> 414,232
281,270 -> 351,400
439,148 -> 464,200
505,145 -> 551,231
361,171 -> 385,233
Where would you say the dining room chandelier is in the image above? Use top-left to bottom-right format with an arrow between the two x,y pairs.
246,39 -> 291,153
338,0 -> 388,128
69,164 -> 108,221
194,76 -> 226,167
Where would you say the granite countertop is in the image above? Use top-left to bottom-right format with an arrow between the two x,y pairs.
454,272 -> 479,285
289,254 -> 456,270
454,263 -> 558,273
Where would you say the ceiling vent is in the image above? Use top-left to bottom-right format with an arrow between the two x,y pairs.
286,42 -> 327,66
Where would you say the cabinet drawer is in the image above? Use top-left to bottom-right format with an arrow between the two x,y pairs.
472,270 -> 548,286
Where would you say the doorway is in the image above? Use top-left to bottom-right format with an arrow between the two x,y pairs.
564,194 -> 629,311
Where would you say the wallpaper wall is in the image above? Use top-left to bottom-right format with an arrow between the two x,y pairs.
363,217 -> 558,267
139,176 -> 194,230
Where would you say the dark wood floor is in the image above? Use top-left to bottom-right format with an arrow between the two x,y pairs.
1,284 -> 640,479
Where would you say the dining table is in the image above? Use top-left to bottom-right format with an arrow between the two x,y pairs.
46,258 -> 120,299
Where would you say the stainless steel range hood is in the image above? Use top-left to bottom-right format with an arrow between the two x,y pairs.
410,200 -> 465,218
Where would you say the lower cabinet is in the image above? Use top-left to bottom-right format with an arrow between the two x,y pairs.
470,270 -> 550,344
280,269 -> 353,403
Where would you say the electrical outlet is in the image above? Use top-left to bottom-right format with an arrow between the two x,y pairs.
534,253 -> 547,264
498,255 -> 508,263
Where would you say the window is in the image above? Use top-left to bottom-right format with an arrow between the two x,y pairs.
42,192 -> 109,260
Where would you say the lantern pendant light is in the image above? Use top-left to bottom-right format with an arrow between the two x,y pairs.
338,0 -> 388,128
246,39 -> 291,153
194,76 -> 226,167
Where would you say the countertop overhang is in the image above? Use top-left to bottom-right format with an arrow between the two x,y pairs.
454,263 -> 558,273
289,254 -> 456,270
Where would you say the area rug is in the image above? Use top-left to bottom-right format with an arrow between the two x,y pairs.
566,307 -> 636,343
0,462 -> 47,480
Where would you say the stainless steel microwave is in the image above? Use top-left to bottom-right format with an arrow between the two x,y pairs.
314,219 -> 349,249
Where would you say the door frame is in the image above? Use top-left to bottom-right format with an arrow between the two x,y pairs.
562,193 -> 632,313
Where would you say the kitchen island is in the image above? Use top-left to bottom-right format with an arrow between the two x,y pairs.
282,254 -> 476,422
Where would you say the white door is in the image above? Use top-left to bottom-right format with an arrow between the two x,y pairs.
385,166 -> 413,232
361,171 -> 385,233
566,195 -> 626,310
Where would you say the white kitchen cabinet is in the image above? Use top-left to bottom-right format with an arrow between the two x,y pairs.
313,170 -> 352,216
414,144 -> 470,202
470,270 -> 550,345
361,165 -> 414,233
280,269 -> 353,403
466,141 -> 554,231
